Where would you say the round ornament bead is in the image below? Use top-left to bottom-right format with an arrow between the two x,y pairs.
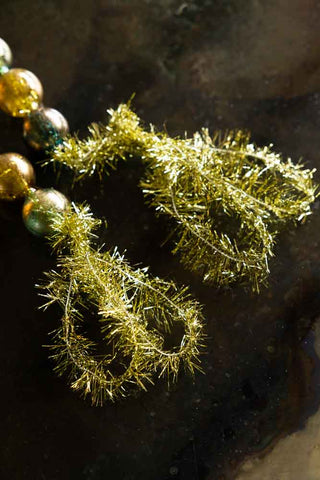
23,107 -> 69,151
0,38 -> 12,75
0,152 -> 35,200
0,68 -> 43,117
22,188 -> 69,236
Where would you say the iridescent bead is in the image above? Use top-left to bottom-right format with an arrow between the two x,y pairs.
0,38 -> 12,75
22,188 -> 69,236
0,68 -> 43,117
23,107 -> 69,151
0,152 -> 35,200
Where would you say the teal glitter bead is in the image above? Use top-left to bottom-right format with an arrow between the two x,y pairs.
0,38 -> 12,75
22,188 -> 69,236
23,107 -> 69,151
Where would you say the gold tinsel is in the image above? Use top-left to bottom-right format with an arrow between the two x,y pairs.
41,204 -> 204,406
49,104 -> 317,289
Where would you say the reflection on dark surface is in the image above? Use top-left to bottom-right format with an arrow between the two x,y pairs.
1,1 -> 320,479
236,322 -> 320,479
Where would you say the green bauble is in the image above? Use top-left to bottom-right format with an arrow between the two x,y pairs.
22,188 -> 69,236
23,107 -> 69,151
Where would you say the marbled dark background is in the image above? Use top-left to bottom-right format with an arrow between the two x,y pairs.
1,1 -> 320,479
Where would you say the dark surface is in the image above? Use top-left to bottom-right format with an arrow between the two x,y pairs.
1,1 -> 320,479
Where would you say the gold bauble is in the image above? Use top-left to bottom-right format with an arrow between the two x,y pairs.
0,68 -> 43,117
0,152 -> 35,200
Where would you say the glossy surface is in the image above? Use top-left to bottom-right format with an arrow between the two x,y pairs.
23,107 -> 69,151
0,68 -> 43,117
1,3 -> 320,480
0,37 -> 12,75
22,188 -> 69,236
0,152 -> 35,200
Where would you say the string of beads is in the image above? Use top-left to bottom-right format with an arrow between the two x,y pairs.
0,37 -> 69,233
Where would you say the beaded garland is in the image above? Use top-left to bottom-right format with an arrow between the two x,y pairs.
0,37 -> 69,231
